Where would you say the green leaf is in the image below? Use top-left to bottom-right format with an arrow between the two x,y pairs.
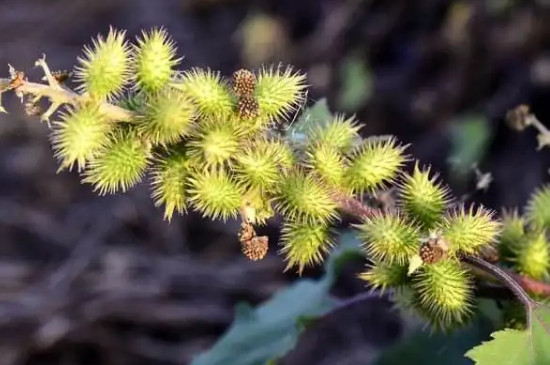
376,316 -> 494,365
465,303 -> 550,364
337,54 -> 372,112
190,231 -> 362,365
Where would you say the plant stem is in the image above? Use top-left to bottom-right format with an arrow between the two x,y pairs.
0,78 -> 133,122
460,254 -> 532,309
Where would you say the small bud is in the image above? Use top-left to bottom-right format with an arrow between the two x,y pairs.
505,104 -> 531,131
241,235 -> 269,261
304,143 -> 347,188
232,69 -> 256,96
238,96 -> 259,119
235,139 -> 284,192
513,230 -> 550,280
47,70 -> 73,84
187,117 -> 244,167
137,89 -> 196,146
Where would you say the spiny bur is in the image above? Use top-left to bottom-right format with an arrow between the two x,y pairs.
2,27 -> 512,336
151,150 -> 189,221
280,220 -> 333,274
356,212 -> 420,265
75,27 -> 131,100
525,185 -> 550,230
133,28 -> 180,93
399,163 -> 450,229
345,137 -> 407,194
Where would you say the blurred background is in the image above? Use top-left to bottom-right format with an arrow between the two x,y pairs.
0,0 -> 550,364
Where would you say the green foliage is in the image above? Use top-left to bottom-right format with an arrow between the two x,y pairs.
465,304 -> 550,364
190,232 -> 361,365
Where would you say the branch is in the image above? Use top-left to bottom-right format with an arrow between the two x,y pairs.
334,194 -> 550,300
0,59 -> 133,123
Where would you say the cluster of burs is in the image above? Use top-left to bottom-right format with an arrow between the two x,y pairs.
37,28 -> 549,331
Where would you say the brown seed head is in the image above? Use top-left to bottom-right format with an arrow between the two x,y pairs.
238,222 -> 256,243
419,242 -> 443,264
232,69 -> 256,96
238,96 -> 259,119
241,235 -> 269,261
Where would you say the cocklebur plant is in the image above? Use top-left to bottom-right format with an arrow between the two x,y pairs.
3,27 -> 550,355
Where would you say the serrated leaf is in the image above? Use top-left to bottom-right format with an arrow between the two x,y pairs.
465,303 -> 550,365
190,231 -> 362,365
